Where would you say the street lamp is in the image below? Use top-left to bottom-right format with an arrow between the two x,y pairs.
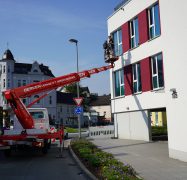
69,38 -> 81,138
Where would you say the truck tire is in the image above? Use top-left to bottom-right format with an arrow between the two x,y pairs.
42,139 -> 48,154
47,139 -> 51,149
4,149 -> 11,157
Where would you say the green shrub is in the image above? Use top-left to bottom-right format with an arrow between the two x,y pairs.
71,139 -> 141,179
152,126 -> 167,136
88,155 -> 101,167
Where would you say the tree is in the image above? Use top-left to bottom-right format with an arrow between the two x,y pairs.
64,83 -> 79,95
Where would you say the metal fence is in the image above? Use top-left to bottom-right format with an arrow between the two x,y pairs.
89,125 -> 114,138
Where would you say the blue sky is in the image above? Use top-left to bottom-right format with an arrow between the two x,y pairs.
0,0 -> 121,95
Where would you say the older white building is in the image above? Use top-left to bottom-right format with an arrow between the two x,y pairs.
109,0 -> 187,161
0,49 -> 56,124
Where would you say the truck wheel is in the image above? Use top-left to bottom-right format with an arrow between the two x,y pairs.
42,140 -> 48,154
4,149 -> 11,157
47,139 -> 51,149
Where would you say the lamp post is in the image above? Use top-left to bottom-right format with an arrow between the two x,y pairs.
69,38 -> 81,139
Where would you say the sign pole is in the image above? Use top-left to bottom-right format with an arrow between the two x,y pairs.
73,97 -> 83,139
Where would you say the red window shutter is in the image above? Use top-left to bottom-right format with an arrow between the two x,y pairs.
140,57 -> 152,92
122,22 -> 130,53
124,65 -> 133,96
138,9 -> 149,45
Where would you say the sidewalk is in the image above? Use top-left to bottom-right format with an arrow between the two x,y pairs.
92,138 -> 187,180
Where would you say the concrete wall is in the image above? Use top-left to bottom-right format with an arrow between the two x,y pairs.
159,0 -> 187,162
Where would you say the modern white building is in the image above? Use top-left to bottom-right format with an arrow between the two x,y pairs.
0,49 -> 57,124
109,0 -> 187,162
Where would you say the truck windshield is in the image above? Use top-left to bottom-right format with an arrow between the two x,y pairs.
30,111 -> 44,119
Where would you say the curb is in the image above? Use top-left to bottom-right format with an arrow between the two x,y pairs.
69,145 -> 97,180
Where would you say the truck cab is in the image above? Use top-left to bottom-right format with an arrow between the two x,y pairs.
28,108 -> 50,130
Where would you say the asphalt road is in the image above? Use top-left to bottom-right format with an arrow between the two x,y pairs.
0,144 -> 89,180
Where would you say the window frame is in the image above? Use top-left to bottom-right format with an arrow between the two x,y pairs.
130,17 -> 139,49
148,3 -> 161,39
132,63 -> 142,94
114,69 -> 125,97
151,53 -> 164,90
113,29 -> 123,56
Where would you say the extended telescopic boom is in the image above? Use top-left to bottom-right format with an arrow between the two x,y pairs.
3,61 -> 117,129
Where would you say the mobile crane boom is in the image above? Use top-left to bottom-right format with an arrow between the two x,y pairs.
3,63 -> 116,130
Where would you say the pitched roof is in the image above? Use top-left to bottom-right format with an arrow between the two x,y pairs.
14,63 -> 54,77
89,95 -> 111,106
57,91 -> 76,105
1,49 -> 15,61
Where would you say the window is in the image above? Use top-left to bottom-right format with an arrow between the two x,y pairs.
49,96 -> 52,104
34,95 -> 40,104
151,53 -> 164,89
30,111 -> 44,119
22,80 -> 26,86
113,29 -> 122,56
33,80 -> 40,83
148,3 -> 161,39
133,63 -> 142,93
3,66 -> 5,73
130,17 -> 139,48
3,79 -> 5,88
8,66 -> 10,73
8,79 -> 10,88
114,69 -> 124,97
18,80 -> 21,87
22,98 -> 27,104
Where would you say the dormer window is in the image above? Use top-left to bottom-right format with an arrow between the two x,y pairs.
33,69 -> 38,73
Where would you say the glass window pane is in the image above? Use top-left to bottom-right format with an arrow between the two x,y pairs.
135,18 -> 139,46
118,30 -> 122,44
134,82 -> 137,93
137,64 -> 142,91
113,32 -> 118,56
131,21 -> 134,36
150,7 -> 154,25
150,27 -> 154,39
152,58 -> 157,74
114,70 -> 124,96
121,70 -> 124,84
157,54 -> 164,87
121,85 -> 124,95
154,4 -> 161,36
115,71 -> 120,96
133,65 -> 137,80
153,76 -> 158,89
131,38 -> 134,48
119,44 -> 122,55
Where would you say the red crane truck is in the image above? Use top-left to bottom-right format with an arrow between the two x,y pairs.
0,55 -> 118,156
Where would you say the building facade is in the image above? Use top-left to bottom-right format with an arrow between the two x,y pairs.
89,95 -> 112,123
56,91 -> 84,127
0,49 -> 57,124
109,0 -> 187,161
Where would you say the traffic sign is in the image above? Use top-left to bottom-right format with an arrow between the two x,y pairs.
73,97 -> 83,106
74,107 -> 83,115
